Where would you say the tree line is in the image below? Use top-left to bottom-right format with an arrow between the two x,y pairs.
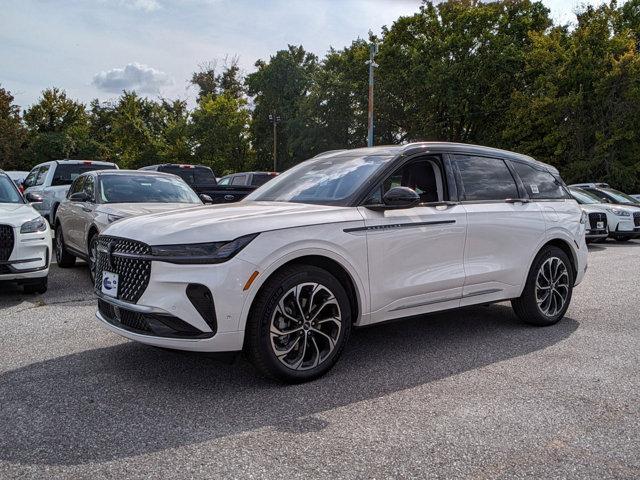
1,0 -> 639,190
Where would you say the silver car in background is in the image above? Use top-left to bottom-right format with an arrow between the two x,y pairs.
54,170 -> 203,282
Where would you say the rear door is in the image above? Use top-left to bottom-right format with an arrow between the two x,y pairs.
64,176 -> 87,251
358,155 -> 468,323
452,154 -> 546,304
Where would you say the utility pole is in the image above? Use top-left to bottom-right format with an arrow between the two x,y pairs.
365,41 -> 378,147
268,112 -> 281,171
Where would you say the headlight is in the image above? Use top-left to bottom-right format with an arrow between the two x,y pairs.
20,216 -> 47,234
606,207 -> 631,217
107,214 -> 124,223
150,233 -> 259,264
580,211 -> 587,224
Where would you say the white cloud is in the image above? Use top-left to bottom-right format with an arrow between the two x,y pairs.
92,62 -> 173,93
119,0 -> 160,12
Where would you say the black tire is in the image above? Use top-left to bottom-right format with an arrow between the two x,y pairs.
88,233 -> 98,284
245,265 -> 352,383
55,224 -> 76,267
615,236 -> 631,242
23,277 -> 48,294
511,245 -> 574,326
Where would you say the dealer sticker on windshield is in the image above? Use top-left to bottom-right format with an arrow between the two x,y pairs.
101,271 -> 119,298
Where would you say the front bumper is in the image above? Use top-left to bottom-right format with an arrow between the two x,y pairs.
585,228 -> 608,240
94,258 -> 258,352
610,223 -> 640,238
0,227 -> 51,281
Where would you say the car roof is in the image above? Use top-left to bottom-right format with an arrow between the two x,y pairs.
30,159 -> 117,168
81,169 -> 179,178
313,142 -> 559,174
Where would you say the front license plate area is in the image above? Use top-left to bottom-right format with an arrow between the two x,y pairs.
597,221 -> 604,229
101,271 -> 119,298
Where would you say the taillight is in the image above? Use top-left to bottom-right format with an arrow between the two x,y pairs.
83,161 -> 93,165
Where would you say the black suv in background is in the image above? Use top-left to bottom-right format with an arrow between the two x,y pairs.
218,171 -> 278,188
139,164 -> 254,203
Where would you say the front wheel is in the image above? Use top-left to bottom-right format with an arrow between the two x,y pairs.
88,235 -> 98,284
512,246 -> 574,326
245,265 -> 352,383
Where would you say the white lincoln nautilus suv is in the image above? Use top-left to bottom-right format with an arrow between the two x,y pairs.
94,143 -> 588,382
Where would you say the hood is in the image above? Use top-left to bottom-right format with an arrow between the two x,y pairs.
97,202 -> 201,218
0,203 -> 43,228
103,201 -> 363,245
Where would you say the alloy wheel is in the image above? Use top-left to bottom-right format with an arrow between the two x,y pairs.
55,230 -> 63,262
535,256 -> 569,317
269,282 -> 342,371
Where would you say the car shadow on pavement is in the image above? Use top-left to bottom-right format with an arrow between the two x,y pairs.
0,304 -> 579,466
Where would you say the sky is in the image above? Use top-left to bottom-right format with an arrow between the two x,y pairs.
1,0 -> 613,110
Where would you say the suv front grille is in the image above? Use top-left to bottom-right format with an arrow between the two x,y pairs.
95,236 -> 152,303
0,225 -> 14,262
634,212 -> 640,227
588,212 -> 607,230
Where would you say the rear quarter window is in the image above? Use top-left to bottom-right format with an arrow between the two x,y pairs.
511,162 -> 570,200
454,155 -> 519,201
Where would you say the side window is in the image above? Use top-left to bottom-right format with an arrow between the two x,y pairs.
367,157 -> 444,204
218,177 -> 230,185
455,156 -> 519,201
83,176 -> 95,202
231,175 -> 246,186
35,165 -> 50,186
511,162 -> 569,199
68,176 -> 86,197
23,168 -> 39,188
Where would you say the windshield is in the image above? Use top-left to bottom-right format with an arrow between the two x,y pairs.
99,175 -> 202,204
0,175 -> 24,204
569,188 -> 602,205
246,154 -> 394,205
600,188 -> 640,205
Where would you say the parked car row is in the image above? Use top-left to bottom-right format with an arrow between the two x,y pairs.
2,144 -> 639,383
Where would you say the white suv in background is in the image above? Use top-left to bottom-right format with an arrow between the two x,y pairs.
94,143 -> 587,383
568,186 -> 640,242
22,159 -> 118,223
0,170 -> 52,293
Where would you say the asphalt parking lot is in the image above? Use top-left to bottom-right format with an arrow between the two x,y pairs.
1,242 -> 639,479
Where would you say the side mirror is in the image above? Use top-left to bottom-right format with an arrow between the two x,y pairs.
382,186 -> 420,209
25,192 -> 43,204
199,194 -> 213,204
69,192 -> 89,202
601,197 -> 611,203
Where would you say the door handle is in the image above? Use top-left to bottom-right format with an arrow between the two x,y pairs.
505,198 -> 530,204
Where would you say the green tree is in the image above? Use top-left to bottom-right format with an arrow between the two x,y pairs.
246,45 -> 318,170
190,94 -> 251,174
23,88 -> 91,165
0,86 -> 28,169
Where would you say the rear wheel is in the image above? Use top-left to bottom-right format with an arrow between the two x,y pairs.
245,265 -> 352,383
512,246 -> 574,326
23,277 -> 47,294
55,224 -> 76,267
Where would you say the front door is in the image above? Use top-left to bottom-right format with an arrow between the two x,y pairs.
358,156 -> 467,324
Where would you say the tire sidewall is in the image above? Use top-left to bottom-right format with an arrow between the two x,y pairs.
526,246 -> 574,324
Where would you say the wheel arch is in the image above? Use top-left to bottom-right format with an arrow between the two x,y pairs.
544,238 -> 578,280
239,251 -> 365,334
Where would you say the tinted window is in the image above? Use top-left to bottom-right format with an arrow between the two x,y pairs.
35,166 -> 50,186
98,174 -> 201,204
52,163 -> 116,186
83,176 -> 95,201
250,174 -> 276,187
595,188 -> 640,205
231,175 -> 247,186
158,166 -> 216,186
369,158 -> 442,204
68,176 -> 86,197
0,175 -> 23,204
23,168 -> 39,188
218,177 -> 230,185
511,162 -> 568,199
455,156 -> 519,201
